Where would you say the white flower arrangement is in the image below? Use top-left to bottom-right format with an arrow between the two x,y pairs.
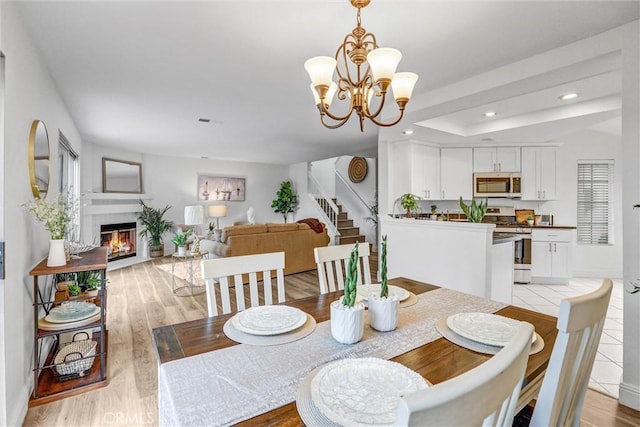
26,193 -> 73,240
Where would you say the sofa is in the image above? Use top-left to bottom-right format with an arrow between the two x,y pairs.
199,221 -> 330,275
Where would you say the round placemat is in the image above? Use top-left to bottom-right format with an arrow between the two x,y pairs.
348,157 -> 368,183
223,313 -> 316,346
435,317 -> 544,355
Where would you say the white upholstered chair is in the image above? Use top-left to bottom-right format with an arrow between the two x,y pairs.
396,322 -> 534,426
314,243 -> 372,294
529,278 -> 613,427
200,252 -> 286,317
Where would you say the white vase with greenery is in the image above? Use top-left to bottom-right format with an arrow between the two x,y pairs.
25,193 -> 72,267
330,243 -> 365,344
368,235 -> 399,332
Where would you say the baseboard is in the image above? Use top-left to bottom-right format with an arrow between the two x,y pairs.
572,270 -> 623,278
9,383 -> 30,427
619,382 -> 640,411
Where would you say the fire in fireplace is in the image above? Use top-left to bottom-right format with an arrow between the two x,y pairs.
101,222 -> 137,261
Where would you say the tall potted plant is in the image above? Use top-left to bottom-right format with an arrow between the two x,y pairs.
459,197 -> 488,223
368,235 -> 399,332
330,243 -> 366,344
138,200 -> 173,257
271,181 -> 298,223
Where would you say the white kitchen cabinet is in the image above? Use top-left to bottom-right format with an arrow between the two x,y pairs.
531,228 -> 573,283
473,147 -> 521,172
390,142 -> 440,202
521,147 -> 558,200
440,148 -> 473,200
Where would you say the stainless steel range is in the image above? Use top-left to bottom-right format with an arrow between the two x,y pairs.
484,207 -> 532,284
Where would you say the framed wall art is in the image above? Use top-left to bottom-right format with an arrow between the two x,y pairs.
197,175 -> 245,201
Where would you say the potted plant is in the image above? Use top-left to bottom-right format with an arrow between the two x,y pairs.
459,197 -> 488,223
330,243 -> 365,344
368,236 -> 399,332
271,180 -> 298,223
67,282 -> 81,299
138,200 -> 174,257
526,214 -> 535,226
171,228 -> 193,256
430,204 -> 438,220
400,193 -> 421,218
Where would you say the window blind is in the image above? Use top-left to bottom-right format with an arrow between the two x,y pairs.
577,162 -> 612,244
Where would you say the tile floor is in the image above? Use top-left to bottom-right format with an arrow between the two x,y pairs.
513,278 -> 624,398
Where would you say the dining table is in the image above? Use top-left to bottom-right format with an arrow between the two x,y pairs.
152,277 -> 558,426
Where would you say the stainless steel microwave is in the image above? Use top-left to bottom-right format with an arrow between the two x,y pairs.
473,172 -> 521,198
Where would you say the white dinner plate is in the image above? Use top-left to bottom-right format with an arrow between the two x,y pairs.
45,301 -> 100,324
355,284 -> 410,303
230,305 -> 307,336
446,312 -> 525,347
310,358 -> 428,426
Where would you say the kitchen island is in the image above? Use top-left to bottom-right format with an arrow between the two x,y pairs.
380,215 -> 518,304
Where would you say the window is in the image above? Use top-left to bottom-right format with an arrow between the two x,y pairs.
58,132 -> 80,240
577,161 -> 613,245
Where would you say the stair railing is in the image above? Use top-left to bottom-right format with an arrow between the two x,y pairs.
307,172 -> 340,236
335,169 -> 376,221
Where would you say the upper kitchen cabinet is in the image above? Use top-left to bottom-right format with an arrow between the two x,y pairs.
389,142 -> 440,201
473,147 -> 521,172
440,147 -> 473,200
521,146 -> 558,200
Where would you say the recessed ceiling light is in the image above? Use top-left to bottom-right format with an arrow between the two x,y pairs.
559,92 -> 579,101
483,111 -> 496,117
198,118 -> 211,123
481,137 -> 495,142
402,129 -> 414,135
200,156 -> 208,159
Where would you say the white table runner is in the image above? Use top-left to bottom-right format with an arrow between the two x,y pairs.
159,288 -> 505,426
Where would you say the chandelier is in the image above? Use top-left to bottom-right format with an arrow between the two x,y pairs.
304,0 -> 418,131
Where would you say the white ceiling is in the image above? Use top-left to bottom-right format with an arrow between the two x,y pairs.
16,1 -> 640,164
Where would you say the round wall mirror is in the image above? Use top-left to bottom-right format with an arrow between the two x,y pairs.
28,120 -> 50,199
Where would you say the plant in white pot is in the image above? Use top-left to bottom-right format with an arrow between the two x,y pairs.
330,243 -> 365,344
171,228 -> 193,256
368,235 -> 399,332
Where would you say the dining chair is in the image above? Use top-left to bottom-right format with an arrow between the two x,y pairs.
396,322 -> 534,426
314,243 -> 372,294
528,278 -> 613,427
200,252 -> 285,317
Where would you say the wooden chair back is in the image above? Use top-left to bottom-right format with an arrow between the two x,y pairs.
530,278 -> 613,427
314,243 -> 372,294
396,322 -> 534,426
200,252 -> 285,317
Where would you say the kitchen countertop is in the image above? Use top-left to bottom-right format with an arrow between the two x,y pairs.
493,233 -> 524,245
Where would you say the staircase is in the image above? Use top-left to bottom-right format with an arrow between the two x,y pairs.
327,198 -> 367,245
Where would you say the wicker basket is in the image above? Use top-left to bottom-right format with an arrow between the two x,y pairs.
54,339 -> 97,376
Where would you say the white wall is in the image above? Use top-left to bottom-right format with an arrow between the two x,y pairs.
81,143 -> 291,251
309,157 -> 336,196
1,3 -> 83,424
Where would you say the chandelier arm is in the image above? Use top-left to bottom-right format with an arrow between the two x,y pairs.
367,108 -> 406,128
320,113 -> 351,129
362,81 -> 386,119
318,100 -> 354,122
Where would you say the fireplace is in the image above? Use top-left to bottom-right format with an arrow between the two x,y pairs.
101,222 -> 137,262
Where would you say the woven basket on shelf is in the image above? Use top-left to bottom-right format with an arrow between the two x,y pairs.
54,339 -> 97,376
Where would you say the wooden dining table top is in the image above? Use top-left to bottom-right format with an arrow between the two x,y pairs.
152,277 -> 558,426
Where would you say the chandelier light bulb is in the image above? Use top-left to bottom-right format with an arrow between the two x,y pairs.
367,48 -> 402,83
391,72 -> 419,101
304,56 -> 337,87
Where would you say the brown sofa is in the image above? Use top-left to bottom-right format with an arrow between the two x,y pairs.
201,222 -> 330,275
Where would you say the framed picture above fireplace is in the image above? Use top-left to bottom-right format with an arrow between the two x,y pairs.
102,158 -> 143,193
197,175 -> 245,201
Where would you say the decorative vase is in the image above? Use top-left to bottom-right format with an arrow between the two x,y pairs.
177,246 -> 186,256
527,219 -> 534,226
330,300 -> 365,344
47,239 -> 67,267
368,295 -> 400,332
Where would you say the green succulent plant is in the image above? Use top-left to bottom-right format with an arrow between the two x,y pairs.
459,197 -> 488,223
380,236 -> 388,298
67,282 -> 81,297
341,243 -> 359,307
171,228 -> 193,247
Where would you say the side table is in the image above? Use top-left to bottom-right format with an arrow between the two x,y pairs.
171,251 -> 208,296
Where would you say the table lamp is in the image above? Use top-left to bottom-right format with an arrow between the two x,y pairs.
207,205 -> 227,242
184,205 -> 204,253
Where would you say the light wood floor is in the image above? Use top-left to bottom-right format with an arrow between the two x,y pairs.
24,256 -> 639,426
